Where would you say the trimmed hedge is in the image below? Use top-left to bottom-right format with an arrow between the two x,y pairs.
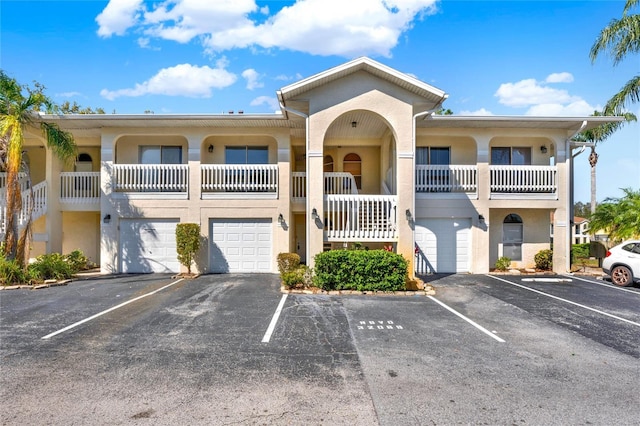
314,249 -> 407,292
534,249 -> 553,271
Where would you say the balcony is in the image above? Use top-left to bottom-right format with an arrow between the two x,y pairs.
201,164 -> 278,199
112,164 -> 189,199
60,172 -> 100,206
490,165 -> 557,199
291,172 -> 359,202
416,165 -> 477,197
325,194 -> 397,241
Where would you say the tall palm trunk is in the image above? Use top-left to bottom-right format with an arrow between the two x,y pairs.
3,124 -> 24,263
589,148 -> 599,214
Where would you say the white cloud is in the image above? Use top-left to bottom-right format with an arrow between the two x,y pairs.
492,74 -> 600,116
56,91 -> 82,98
458,108 -> 494,116
96,0 -> 144,37
495,78 -> 581,108
545,72 -> 574,83
100,63 -> 237,100
96,0 -> 438,57
250,95 -> 280,112
242,69 -> 263,90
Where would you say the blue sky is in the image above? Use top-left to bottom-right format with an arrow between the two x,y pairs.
1,0 -> 638,204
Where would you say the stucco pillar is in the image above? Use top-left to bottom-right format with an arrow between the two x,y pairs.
474,135 -> 491,273
276,132 -> 292,262
45,148 -> 62,255
100,133 -> 117,274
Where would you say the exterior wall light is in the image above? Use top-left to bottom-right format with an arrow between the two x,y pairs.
405,209 -> 412,221
278,213 -> 284,224
540,145 -> 547,153
312,208 -> 319,220
351,121 -> 357,128
208,144 -> 214,153
479,214 -> 485,223
103,214 -> 111,224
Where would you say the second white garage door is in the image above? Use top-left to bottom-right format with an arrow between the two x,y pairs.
120,219 -> 180,273
210,219 -> 272,273
415,218 -> 471,274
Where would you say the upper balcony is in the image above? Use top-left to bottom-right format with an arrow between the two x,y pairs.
201,164 -> 278,200
489,165 -> 557,199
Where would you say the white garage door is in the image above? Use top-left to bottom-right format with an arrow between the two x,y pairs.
120,219 -> 180,273
415,218 -> 471,274
210,219 -> 272,273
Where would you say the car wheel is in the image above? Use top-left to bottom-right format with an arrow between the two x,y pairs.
610,265 -> 633,287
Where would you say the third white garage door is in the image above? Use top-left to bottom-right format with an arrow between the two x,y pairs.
210,219 -> 272,273
415,218 -> 471,274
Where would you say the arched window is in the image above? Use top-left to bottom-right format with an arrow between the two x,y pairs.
503,214 -> 523,261
323,155 -> 334,172
343,153 -> 362,189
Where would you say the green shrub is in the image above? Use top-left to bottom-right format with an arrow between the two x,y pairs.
277,253 -> 300,275
495,256 -> 511,271
64,250 -> 89,273
572,243 -> 590,260
534,249 -> 553,271
176,223 -> 201,274
28,253 -> 73,281
0,257 -> 29,285
314,249 -> 407,292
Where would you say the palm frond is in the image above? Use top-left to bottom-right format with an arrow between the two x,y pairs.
604,75 -> 640,114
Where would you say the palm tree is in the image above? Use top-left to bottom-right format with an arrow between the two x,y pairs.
574,110 -> 636,213
589,188 -> 640,242
590,0 -> 640,114
0,71 -> 77,265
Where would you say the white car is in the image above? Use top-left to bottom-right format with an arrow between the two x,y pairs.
602,240 -> 640,287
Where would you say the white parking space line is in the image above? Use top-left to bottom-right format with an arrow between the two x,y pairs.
488,275 -> 640,328
427,296 -> 506,343
262,294 -> 287,343
41,279 -> 184,340
563,274 -> 640,295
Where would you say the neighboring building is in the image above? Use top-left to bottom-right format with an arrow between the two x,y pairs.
550,215 -> 591,244
2,57 -> 619,275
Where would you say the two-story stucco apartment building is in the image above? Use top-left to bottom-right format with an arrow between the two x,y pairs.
6,57 -> 615,276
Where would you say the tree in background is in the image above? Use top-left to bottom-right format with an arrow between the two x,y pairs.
0,71 -> 77,265
590,0 -> 640,114
573,110 -> 635,213
573,201 -> 591,218
589,188 -> 640,242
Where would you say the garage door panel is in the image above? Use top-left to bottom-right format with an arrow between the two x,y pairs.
120,219 -> 180,273
210,219 -> 272,273
415,218 -> 470,274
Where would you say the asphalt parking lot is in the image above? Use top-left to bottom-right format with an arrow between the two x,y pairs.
1,273 -> 639,425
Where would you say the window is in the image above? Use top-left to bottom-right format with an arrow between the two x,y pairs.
343,153 -> 362,189
225,146 -> 268,164
140,146 -> 182,164
503,214 -> 523,261
622,243 -> 640,255
416,147 -> 450,165
491,147 -> 531,165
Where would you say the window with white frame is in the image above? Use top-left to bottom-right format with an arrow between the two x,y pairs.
491,147 -> 531,165
225,146 -> 268,164
140,146 -> 182,164
416,147 -> 450,165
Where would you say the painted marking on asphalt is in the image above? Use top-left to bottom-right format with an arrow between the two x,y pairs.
563,274 -> 640,295
427,296 -> 506,343
488,275 -> 640,328
356,320 -> 404,330
262,294 -> 288,343
522,278 -> 573,283
41,279 -> 184,340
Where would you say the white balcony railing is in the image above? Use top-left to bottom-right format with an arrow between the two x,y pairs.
325,194 -> 397,241
416,165 -> 477,193
112,164 -> 189,193
0,181 -> 47,235
201,164 -> 278,195
490,165 -> 557,195
0,172 -> 29,192
291,172 -> 359,201
60,172 -> 101,203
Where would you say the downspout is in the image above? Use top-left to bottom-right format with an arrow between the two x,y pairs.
566,120 -> 589,272
279,101 -> 310,265
410,99 -> 446,276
